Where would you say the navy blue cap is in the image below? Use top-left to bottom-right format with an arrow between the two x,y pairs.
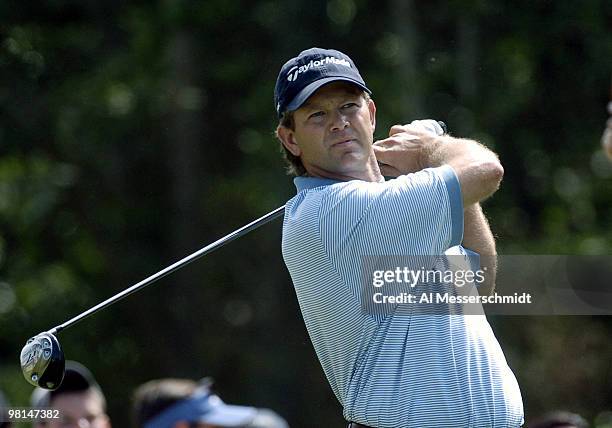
274,47 -> 371,118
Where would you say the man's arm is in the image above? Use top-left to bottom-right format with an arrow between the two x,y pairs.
374,124 -> 501,293
373,125 -> 503,206
463,204 -> 497,296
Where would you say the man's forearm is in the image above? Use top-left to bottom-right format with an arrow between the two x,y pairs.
373,125 -> 504,205
463,204 -> 497,295
420,135 -> 503,205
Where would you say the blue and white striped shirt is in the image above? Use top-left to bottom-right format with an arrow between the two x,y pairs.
281,166 -> 524,428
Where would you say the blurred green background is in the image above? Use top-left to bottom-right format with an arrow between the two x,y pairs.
1,0 -> 611,426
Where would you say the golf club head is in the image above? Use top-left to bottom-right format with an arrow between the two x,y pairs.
20,332 -> 65,390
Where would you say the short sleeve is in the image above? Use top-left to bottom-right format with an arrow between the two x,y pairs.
434,165 -> 463,246
320,165 -> 464,258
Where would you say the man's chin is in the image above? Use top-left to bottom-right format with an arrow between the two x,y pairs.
303,153 -> 376,178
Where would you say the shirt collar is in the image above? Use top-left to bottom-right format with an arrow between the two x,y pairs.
294,175 -> 387,192
294,176 -> 341,192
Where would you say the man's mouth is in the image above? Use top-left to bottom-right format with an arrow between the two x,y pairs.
331,138 -> 356,147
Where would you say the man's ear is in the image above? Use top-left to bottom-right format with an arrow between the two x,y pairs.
368,98 -> 376,131
276,125 -> 302,157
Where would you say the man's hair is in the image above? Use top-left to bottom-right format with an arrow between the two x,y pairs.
131,378 -> 198,428
31,361 -> 107,411
275,88 -> 371,176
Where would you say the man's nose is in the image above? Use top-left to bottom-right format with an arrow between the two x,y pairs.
330,110 -> 349,131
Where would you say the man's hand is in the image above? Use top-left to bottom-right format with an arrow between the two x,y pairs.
373,121 -> 444,177
374,121 -> 503,206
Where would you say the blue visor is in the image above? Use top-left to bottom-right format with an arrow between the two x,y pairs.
144,388 -> 257,428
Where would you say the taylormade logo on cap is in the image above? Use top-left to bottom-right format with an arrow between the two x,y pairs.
274,47 -> 372,118
286,56 -> 352,82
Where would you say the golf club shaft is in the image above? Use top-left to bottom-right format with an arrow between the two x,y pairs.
49,205 -> 286,335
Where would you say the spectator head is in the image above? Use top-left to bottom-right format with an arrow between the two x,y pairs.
30,360 -> 110,428
132,378 -> 288,428
528,410 -> 589,428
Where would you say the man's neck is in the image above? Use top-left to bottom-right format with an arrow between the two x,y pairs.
304,157 -> 384,183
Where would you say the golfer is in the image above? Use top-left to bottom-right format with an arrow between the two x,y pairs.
274,48 -> 524,427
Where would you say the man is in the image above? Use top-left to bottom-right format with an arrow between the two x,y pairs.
31,360 -> 111,428
274,47 -> 524,427
132,378 -> 289,428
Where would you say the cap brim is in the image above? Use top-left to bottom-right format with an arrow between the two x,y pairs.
286,76 -> 371,112
199,403 -> 257,426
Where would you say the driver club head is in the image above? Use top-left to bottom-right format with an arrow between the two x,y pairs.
20,332 -> 65,390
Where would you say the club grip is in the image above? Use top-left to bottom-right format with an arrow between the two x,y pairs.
437,121 -> 448,134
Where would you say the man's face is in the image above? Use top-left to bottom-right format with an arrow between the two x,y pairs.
46,391 -> 110,428
279,82 -> 376,178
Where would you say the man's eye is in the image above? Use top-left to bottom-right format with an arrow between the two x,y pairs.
342,103 -> 358,109
309,111 -> 325,119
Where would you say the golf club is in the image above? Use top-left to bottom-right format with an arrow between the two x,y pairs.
20,119 -> 448,390
20,205 -> 286,390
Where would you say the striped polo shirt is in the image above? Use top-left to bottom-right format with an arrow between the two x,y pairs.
281,165 -> 524,428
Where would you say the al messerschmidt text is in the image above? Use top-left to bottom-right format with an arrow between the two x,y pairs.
373,292 -> 532,305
